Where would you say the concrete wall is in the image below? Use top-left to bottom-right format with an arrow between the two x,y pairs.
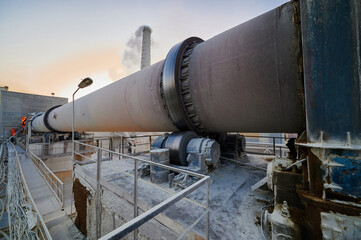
0,89 -> 68,138
45,156 -> 73,173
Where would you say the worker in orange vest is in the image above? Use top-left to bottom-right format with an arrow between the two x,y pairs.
10,128 -> 16,136
10,128 -> 17,143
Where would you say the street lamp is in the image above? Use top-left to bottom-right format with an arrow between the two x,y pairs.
72,77 -> 93,163
71,77 -> 92,214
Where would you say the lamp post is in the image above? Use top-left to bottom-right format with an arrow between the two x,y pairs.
72,77 -> 93,163
71,77 -> 92,214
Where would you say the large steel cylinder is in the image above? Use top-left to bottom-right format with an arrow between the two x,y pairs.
32,61 -> 177,133
31,2 -> 305,135
187,2 -> 304,133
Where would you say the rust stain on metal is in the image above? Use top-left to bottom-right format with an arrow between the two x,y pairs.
298,189 -> 361,216
298,189 -> 361,239
307,149 -> 324,197
194,234 -> 205,240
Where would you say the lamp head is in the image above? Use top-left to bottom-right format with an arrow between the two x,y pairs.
78,77 -> 93,89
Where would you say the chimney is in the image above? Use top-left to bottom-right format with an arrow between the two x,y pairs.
141,26 -> 152,69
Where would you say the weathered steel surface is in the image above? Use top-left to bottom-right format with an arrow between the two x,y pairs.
299,1 -> 361,239
188,2 -> 305,133
301,0 -> 361,145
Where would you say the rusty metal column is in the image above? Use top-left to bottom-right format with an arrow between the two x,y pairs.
296,0 -> 361,238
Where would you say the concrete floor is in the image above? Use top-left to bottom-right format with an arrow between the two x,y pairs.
81,153 -> 273,239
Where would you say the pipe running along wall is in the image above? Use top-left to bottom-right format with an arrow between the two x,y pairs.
32,2 -> 305,135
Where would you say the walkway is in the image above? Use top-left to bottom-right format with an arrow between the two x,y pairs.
12,146 -> 84,240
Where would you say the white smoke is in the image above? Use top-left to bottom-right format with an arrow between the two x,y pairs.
122,26 -> 151,74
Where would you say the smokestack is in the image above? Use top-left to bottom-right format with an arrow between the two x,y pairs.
141,26 -> 152,69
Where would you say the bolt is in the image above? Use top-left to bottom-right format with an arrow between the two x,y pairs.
281,201 -> 290,218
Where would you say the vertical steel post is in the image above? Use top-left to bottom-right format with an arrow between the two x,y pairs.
26,120 -> 31,154
112,212 -> 116,230
298,0 -> 361,238
109,138 -> 113,160
118,142 -> 121,160
72,88 -> 79,164
206,179 -> 210,240
62,183 -> 65,208
96,145 -> 102,238
71,88 -> 79,216
272,137 -> 276,156
121,137 -> 124,160
133,159 -> 138,240
279,146 -> 282,157
42,136 -> 45,157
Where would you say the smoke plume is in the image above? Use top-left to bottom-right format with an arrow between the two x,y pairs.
122,26 -> 150,74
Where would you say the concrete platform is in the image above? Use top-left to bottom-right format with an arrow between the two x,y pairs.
78,153 -> 272,239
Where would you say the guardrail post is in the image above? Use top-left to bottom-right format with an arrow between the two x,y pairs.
62,183 -> 65,208
109,138 -> 113,160
96,146 -> 102,238
272,137 -> 276,156
134,159 -> 138,240
206,179 -> 210,240
121,137 -> 124,159
118,142 -> 121,160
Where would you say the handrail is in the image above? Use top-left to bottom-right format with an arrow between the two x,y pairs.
10,143 -> 53,240
243,135 -> 293,140
75,140 -> 205,178
27,149 -> 65,208
74,140 -> 210,240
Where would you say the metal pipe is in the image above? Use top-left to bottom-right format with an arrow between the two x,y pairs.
96,146 -> 102,238
32,61 -> 176,133
31,2 -> 304,135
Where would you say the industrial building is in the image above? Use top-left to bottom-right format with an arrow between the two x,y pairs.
0,89 -> 67,138
1,0 -> 361,240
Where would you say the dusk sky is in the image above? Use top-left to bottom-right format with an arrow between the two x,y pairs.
1,0 -> 288,100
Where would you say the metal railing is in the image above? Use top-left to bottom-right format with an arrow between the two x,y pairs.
10,143 -> 52,240
0,142 -> 52,239
244,135 -> 294,157
27,150 -> 65,208
116,135 -> 162,157
74,140 -> 210,240
0,143 -> 9,238
29,139 -> 96,159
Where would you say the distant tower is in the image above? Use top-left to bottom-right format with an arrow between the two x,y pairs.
141,26 -> 152,69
